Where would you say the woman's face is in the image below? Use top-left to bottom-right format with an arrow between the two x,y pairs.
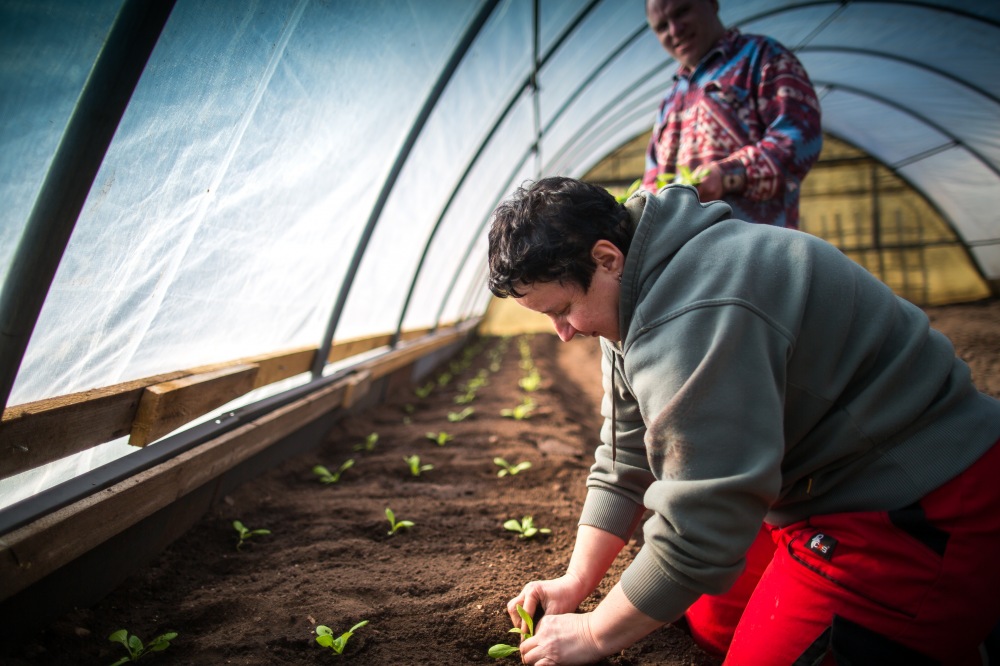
513,241 -> 623,343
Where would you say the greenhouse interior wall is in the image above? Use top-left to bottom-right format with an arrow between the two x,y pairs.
1,0 -> 998,651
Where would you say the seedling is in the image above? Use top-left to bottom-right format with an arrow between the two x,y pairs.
673,164 -> 709,186
467,370 -> 489,389
425,431 -> 453,446
414,382 -> 434,399
437,371 -> 453,387
454,389 -> 477,405
612,172 -> 675,203
385,507 -> 414,535
494,458 -> 532,477
500,397 -> 535,420
503,515 -> 551,539
233,520 -> 271,551
108,629 -> 178,665
448,407 -> 475,422
404,454 -> 433,477
313,459 -> 354,484
353,432 -> 379,452
488,604 -> 534,659
518,370 -> 541,392
315,620 -> 368,655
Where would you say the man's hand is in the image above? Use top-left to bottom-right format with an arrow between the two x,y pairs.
695,163 -> 724,201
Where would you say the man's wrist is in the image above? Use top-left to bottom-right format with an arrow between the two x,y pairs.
716,158 -> 746,195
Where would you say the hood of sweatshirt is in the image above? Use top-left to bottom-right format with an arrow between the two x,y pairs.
618,184 -> 734,348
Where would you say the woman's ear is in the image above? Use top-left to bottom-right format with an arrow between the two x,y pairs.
591,240 -> 624,274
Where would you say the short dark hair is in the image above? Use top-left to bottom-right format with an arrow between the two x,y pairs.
487,176 -> 633,298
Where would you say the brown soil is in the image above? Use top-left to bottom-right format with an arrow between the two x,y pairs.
3,300 -> 998,665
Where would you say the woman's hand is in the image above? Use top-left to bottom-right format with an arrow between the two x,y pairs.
507,573 -> 589,629
516,583 -> 667,665
518,611 -> 605,665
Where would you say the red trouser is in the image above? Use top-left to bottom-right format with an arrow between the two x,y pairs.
684,437 -> 1000,665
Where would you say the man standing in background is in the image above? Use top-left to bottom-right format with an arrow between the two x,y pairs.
643,0 -> 822,228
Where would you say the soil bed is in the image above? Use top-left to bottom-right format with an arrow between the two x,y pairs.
4,300 -> 998,665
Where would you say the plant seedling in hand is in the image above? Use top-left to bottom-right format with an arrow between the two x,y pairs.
232,520 -> 271,551
353,432 -> 379,452
385,507 -> 414,535
425,431 -> 453,446
494,458 -> 532,477
503,515 -> 551,539
404,454 -> 433,477
315,620 -> 368,655
613,172 -> 674,203
447,407 -> 475,422
673,164 -> 709,186
313,459 -> 354,484
108,628 -> 178,664
488,604 -> 535,659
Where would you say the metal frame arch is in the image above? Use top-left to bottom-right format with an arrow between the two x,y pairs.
393,0 -> 606,338
309,0 -> 500,377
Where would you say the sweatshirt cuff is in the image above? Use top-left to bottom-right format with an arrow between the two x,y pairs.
619,544 -> 702,623
578,487 -> 646,542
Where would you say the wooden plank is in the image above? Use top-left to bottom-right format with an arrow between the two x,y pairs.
128,364 -> 260,447
0,375 -> 184,480
0,324 -> 468,480
0,372 -> 354,601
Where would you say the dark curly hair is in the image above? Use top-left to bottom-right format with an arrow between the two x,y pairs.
487,177 -> 633,298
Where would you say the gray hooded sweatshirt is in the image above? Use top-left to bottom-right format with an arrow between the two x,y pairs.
577,185 -> 1000,623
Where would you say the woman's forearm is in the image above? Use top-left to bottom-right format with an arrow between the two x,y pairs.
564,524 -> 628,598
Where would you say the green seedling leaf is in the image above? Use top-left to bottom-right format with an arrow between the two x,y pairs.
312,458 -> 354,484
503,515 -> 551,539
425,431 -> 453,446
316,620 -> 368,655
518,370 -> 541,392
500,397 -> 535,420
517,603 -> 535,637
673,165 -> 709,186
404,454 -> 433,477
108,629 -> 177,663
613,177 -> 643,204
447,407 -> 474,422
233,520 -> 271,551
487,604 -> 534,659
385,507 -> 415,535
494,458 -> 532,477
414,382 -> 434,399
353,432 -> 379,452
488,643 -> 520,659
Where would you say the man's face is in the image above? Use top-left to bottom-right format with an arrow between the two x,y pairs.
647,0 -> 723,70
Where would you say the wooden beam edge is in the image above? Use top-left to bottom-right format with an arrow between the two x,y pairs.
0,321 -> 476,480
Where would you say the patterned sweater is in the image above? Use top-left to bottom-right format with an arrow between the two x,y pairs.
644,29 -> 822,228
